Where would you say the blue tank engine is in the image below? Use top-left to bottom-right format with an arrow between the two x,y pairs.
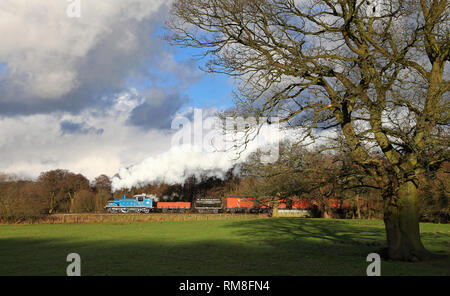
105,194 -> 154,214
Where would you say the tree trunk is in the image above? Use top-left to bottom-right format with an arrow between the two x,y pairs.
272,201 -> 279,217
48,193 -> 55,214
355,195 -> 361,219
69,192 -> 74,214
322,200 -> 331,218
383,180 -> 429,261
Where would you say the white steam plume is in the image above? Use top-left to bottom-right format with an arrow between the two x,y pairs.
112,144 -> 238,190
111,111 -> 288,191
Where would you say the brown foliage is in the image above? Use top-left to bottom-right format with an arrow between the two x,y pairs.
0,180 -> 47,222
38,169 -> 89,213
72,189 -> 96,213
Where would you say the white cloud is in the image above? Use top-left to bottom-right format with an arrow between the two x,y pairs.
0,0 -> 168,102
0,89 -> 173,180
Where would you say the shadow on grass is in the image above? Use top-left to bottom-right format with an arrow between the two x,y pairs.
224,218 -> 450,255
0,236 -> 352,276
0,218 -> 448,276
224,218 -> 387,245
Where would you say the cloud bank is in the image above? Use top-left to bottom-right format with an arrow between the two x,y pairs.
0,90 -> 174,180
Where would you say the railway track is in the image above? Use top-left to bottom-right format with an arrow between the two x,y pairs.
50,212 -> 262,217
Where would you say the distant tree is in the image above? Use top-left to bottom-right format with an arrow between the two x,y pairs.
240,141 -> 345,217
94,190 -> 112,213
93,174 -> 112,193
183,175 -> 198,201
0,180 -> 46,221
38,170 -> 66,214
337,150 -> 384,219
64,173 -> 90,213
418,162 -> 450,223
72,189 -> 96,213
37,170 -> 89,213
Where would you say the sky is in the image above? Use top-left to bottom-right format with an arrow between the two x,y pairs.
0,0 -> 236,181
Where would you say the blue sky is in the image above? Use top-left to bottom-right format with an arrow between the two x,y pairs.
182,71 -> 235,110
122,27 -> 235,116
142,32 -> 236,112
164,46 -> 235,111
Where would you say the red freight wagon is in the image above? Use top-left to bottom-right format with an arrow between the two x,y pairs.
157,202 -> 191,208
342,200 -> 352,209
292,198 -> 313,209
156,202 -> 191,212
225,197 -> 255,213
226,197 -> 254,209
329,199 -> 340,209
327,199 -> 350,209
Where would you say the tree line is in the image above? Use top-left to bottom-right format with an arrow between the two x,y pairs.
1,142 -> 447,223
0,171 -> 111,221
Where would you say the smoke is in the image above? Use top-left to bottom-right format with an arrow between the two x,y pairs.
112,144 -> 237,190
111,111 -> 286,191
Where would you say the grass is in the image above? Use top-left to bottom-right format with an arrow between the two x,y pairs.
0,218 -> 448,276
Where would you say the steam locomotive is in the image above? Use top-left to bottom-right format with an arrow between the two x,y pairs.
105,194 -> 154,213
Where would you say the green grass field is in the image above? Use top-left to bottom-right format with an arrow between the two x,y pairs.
0,218 -> 448,276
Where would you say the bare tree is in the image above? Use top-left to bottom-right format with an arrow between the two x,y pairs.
38,169 -> 89,213
93,174 -> 112,193
168,0 -> 449,260
239,141 -> 310,216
